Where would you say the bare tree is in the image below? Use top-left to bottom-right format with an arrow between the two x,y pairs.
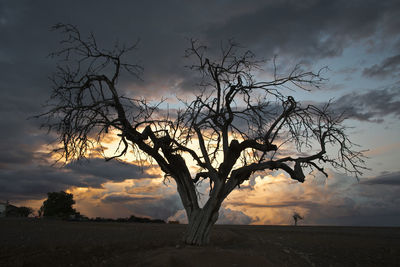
293,212 -> 303,226
39,24 -> 366,245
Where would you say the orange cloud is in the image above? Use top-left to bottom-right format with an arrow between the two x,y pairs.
68,177 -> 181,219
223,170 -> 359,225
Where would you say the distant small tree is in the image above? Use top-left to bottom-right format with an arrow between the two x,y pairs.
293,212 -> 303,226
39,191 -> 77,218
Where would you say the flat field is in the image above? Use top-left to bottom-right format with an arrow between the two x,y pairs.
0,218 -> 399,266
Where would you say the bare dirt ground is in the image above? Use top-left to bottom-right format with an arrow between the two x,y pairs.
0,218 -> 399,266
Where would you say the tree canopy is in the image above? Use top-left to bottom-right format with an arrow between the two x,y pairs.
39,191 -> 77,218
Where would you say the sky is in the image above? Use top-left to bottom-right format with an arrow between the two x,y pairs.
1,0 -> 399,226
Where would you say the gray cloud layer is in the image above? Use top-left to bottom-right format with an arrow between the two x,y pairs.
333,84 -> 400,122
363,54 -> 400,79
361,171 -> 400,186
0,159 -> 157,201
205,1 -> 400,59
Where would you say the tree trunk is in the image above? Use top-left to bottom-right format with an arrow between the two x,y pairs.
184,203 -> 220,246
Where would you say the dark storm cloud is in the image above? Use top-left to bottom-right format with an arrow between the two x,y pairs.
102,192 -> 183,220
0,165 -> 86,201
0,159 -> 157,201
361,171 -> 400,186
0,0 -> 398,105
333,85 -> 400,122
66,158 -> 159,183
205,0 -> 400,61
362,54 -> 400,79
1,0 -> 398,98
0,112 -> 55,172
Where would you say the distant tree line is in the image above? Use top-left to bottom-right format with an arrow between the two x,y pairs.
89,215 -> 165,224
39,191 -> 165,223
3,203 -> 33,217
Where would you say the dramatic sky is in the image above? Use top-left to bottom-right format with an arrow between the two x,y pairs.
1,0 -> 399,225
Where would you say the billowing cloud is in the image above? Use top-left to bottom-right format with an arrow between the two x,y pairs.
363,54 -> 400,79
333,85 -> 400,122
167,206 -> 254,225
223,171 -> 400,226
217,207 -> 254,225
63,178 -> 184,220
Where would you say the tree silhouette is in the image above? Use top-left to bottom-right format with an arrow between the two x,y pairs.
293,212 -> 303,226
39,191 -> 77,218
4,204 -> 33,217
39,24 -> 366,245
